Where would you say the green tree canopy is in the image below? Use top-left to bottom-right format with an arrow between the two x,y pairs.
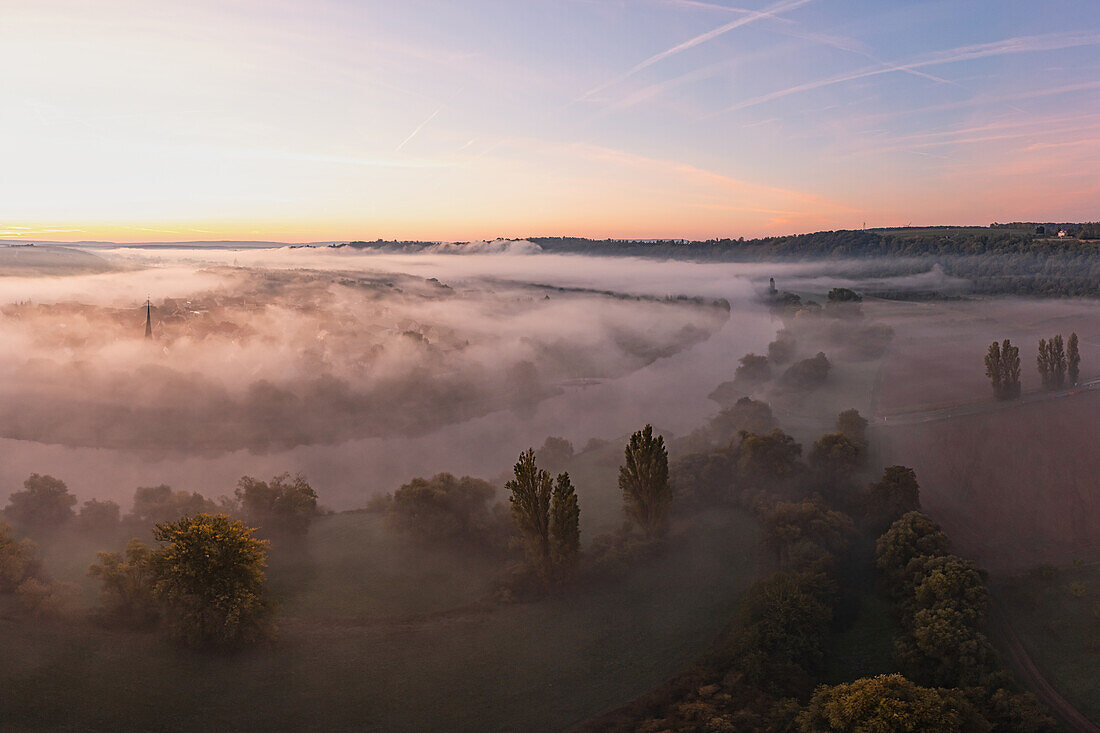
0,521 -> 39,593
535,436 -> 574,474
731,572 -> 834,694
507,448 -> 553,575
130,484 -> 218,525
88,538 -> 158,626
619,425 -> 671,537
4,474 -> 76,532
235,473 -> 319,538
75,499 -> 121,534
809,432 -> 863,495
762,499 -> 854,572
150,513 -> 272,647
866,466 -> 922,530
1067,332 -> 1081,385
875,512 -> 951,598
800,674 -> 990,732
550,473 -> 580,580
735,353 -> 772,384
736,429 -> 803,493
389,472 -> 507,551
836,408 -> 868,448
781,352 -> 831,391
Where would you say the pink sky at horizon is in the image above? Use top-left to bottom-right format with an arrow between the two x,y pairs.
3,0 -> 1099,243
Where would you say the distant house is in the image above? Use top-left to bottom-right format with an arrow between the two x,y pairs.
1058,230 -> 1069,238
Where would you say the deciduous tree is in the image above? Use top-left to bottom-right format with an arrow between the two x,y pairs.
619,425 -> 671,537
0,521 -> 39,592
4,474 -> 76,533
235,473 -> 318,538
507,448 -> 553,575
835,408 -> 868,449
88,538 -> 158,626
800,674 -> 989,732
866,466 -> 922,530
875,512 -> 951,598
150,513 -> 272,647
735,353 -> 771,384
1067,331 -> 1081,385
550,473 -> 580,579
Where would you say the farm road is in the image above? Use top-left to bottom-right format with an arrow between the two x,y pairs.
874,376 -> 1100,426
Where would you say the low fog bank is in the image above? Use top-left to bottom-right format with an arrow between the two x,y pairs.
0,248 -> 769,509
0,245 -> 1066,512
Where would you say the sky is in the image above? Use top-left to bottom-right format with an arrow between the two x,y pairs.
2,0 -> 1100,242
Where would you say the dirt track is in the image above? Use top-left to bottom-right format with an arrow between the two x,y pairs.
990,604 -> 1100,733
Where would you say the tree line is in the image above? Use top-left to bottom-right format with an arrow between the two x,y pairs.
984,332 -> 1081,399
0,473 -> 319,647
528,230 -> 1100,297
580,405 -> 1056,731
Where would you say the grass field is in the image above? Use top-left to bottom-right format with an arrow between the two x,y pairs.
1,506 -> 761,732
995,563 -> 1100,726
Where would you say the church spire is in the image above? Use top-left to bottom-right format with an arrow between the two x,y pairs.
144,298 -> 152,339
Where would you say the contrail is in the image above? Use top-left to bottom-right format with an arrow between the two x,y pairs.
396,108 -> 442,153
717,31 -> 1100,114
579,0 -> 814,101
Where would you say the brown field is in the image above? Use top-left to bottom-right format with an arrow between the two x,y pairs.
870,298 -> 1100,413
875,391 -> 1100,571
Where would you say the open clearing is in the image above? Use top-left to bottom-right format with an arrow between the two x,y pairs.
994,563 -> 1100,726
1,508 -> 760,732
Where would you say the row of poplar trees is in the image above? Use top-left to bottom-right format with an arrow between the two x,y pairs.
984,332 -> 1081,399
505,425 -> 670,583
1037,332 -> 1080,389
983,340 -> 1021,400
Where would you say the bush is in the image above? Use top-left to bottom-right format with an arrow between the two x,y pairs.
389,473 -> 511,553
88,538 -> 159,626
16,578 -> 79,619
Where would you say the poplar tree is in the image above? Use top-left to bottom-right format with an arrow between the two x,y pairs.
1051,334 -> 1067,388
1038,335 -> 1068,390
1000,339 -> 1020,398
619,425 -> 671,537
1037,338 -> 1051,389
506,448 -> 552,576
1068,332 -> 1081,385
984,342 -> 1003,398
550,473 -> 580,579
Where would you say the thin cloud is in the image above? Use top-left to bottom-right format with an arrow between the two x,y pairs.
579,0 -> 815,101
717,30 -> 1100,114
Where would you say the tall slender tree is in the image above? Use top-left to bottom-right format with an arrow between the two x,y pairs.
1037,338 -> 1051,389
1068,332 -> 1081,386
1000,339 -> 1021,398
550,473 -> 580,579
984,342 -> 1003,398
1052,334 -> 1067,389
506,449 -> 553,576
619,425 -> 671,537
